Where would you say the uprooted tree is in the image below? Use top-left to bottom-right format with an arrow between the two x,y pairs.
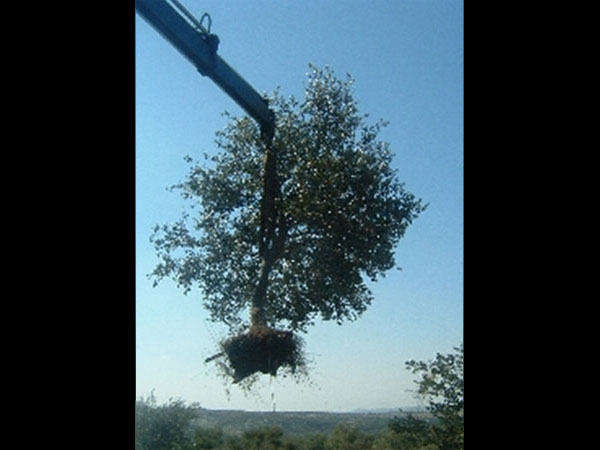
149,65 -> 427,385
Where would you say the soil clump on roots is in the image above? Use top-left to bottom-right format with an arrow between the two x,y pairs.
214,326 -> 306,384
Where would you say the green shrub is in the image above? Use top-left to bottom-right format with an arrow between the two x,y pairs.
325,424 -> 374,450
193,427 -> 225,449
386,414 -> 431,448
300,434 -> 328,450
239,426 -> 288,450
373,428 -> 440,450
135,393 -> 199,450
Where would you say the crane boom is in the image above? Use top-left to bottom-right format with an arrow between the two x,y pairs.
135,0 -> 275,140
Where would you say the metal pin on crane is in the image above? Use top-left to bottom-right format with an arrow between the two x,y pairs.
135,0 -> 275,143
169,0 -> 211,35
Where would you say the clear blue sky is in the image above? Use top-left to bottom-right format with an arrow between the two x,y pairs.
136,0 -> 462,412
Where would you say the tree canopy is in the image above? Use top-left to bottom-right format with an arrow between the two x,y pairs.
406,344 -> 464,450
149,65 -> 426,335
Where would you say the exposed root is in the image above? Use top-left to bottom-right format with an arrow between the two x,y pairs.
208,325 -> 306,384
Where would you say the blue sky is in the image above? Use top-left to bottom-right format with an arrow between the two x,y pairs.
136,0 -> 462,412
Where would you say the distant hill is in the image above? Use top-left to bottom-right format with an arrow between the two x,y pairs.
192,408 -> 432,436
351,407 -> 427,414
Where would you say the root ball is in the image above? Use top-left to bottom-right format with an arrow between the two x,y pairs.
219,326 -> 305,383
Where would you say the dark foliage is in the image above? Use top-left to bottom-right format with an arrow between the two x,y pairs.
149,65 -> 426,336
388,414 -> 431,448
406,344 -> 464,450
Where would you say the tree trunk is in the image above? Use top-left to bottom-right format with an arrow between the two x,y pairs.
250,258 -> 273,328
251,141 -> 286,329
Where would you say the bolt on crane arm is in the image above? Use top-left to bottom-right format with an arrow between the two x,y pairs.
135,0 -> 275,141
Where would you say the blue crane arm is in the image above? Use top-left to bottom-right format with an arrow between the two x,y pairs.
135,0 -> 275,140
